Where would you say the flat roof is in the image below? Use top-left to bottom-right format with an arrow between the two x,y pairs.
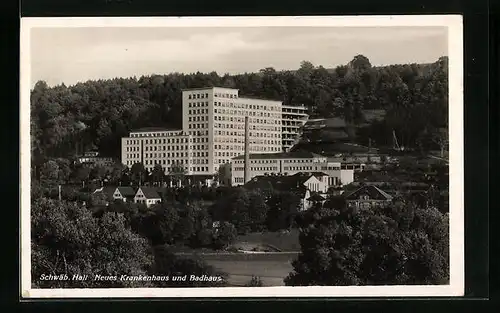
233,151 -> 326,160
181,86 -> 239,91
130,127 -> 182,133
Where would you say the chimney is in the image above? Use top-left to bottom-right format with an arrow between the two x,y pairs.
244,116 -> 251,184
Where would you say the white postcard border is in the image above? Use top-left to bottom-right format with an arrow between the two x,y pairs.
20,15 -> 464,298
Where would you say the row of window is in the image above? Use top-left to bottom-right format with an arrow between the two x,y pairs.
141,151 -> 208,158
188,115 -> 208,122
234,167 -> 279,172
125,137 -> 200,145
233,158 -> 323,164
187,93 -> 209,99
214,101 -> 278,111
234,159 -> 278,164
214,108 -> 281,118
214,130 -> 281,138
214,123 -> 281,132
214,92 -> 237,99
188,109 -> 208,115
321,166 -> 341,171
215,136 -> 281,144
145,145 -> 188,151
188,123 -> 209,129
284,166 -> 314,171
143,159 -> 188,165
188,130 -> 209,136
188,101 -> 209,107
215,115 -> 281,125
216,151 -> 239,158
130,131 -> 184,138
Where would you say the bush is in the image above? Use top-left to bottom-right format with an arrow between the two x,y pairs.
245,276 -> 264,287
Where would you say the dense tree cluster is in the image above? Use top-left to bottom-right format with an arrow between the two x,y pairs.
30,55 -> 448,165
31,184 -> 228,288
285,197 -> 449,286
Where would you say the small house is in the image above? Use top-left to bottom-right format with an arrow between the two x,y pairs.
112,186 -> 136,203
344,185 -> 393,209
134,186 -> 162,208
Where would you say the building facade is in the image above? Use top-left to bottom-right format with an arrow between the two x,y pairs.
121,87 -> 307,176
282,105 -> 308,152
77,151 -> 114,167
230,151 -> 354,187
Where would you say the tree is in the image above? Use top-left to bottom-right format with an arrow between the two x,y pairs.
285,198 -> 449,286
90,165 -> 107,182
174,204 -> 198,244
131,162 -> 147,185
168,163 -> 187,186
432,127 -> 449,158
266,191 -> 301,231
212,221 -> 237,250
39,160 -> 61,184
73,166 -> 91,188
245,275 -> 264,287
31,198 -> 153,288
89,190 -> 109,207
151,163 -> 165,186
247,191 -> 269,232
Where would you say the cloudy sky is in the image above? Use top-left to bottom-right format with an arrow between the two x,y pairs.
30,26 -> 447,87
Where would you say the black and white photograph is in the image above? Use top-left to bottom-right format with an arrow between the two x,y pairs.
20,16 -> 464,298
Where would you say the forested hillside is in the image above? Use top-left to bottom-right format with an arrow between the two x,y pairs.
30,54 -> 448,163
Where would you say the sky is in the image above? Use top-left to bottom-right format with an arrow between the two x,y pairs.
30,26 -> 448,87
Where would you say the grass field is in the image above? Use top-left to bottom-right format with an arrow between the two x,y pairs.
235,229 -> 301,252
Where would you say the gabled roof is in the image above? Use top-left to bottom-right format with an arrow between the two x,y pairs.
137,186 -> 161,199
307,193 -> 326,202
344,185 -> 393,201
116,186 -> 136,197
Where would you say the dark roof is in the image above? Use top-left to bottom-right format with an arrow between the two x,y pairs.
304,117 -> 347,129
130,127 -> 181,133
233,151 -> 325,160
138,186 -> 161,199
309,172 -> 329,177
116,186 -> 136,197
243,174 -> 316,197
307,193 -> 326,202
344,185 -> 393,201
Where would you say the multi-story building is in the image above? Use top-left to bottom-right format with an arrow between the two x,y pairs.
230,151 -> 354,187
281,105 -> 309,151
121,87 -> 306,176
77,150 -> 114,168
121,128 -> 194,173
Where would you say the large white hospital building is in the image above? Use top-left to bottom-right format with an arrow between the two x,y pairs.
121,87 -> 308,177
